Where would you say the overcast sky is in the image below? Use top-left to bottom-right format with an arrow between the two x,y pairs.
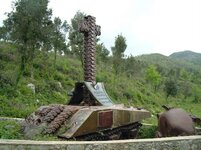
0,0 -> 201,56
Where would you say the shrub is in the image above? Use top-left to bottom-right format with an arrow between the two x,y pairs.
138,125 -> 157,139
0,120 -> 23,139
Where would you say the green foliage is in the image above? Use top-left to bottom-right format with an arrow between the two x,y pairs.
0,0 -> 70,85
31,134 -> 59,141
164,79 -> 178,98
122,55 -> 144,77
191,71 -> 201,85
68,11 -> 85,64
180,69 -> 190,80
0,120 -> 59,140
96,43 -> 109,63
1,39 -> 201,121
170,50 -> 201,66
192,86 -> 201,103
138,125 -> 157,139
0,8 -> 201,136
111,34 -> 127,74
111,34 -> 127,57
1,0 -> 52,54
145,65 -> 162,91
0,41 -> 201,140
0,120 -> 23,139
51,17 -> 69,66
179,81 -> 192,99
0,6 -> 201,140
136,53 -> 172,73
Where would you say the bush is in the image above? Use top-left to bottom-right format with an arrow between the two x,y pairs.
48,80 -> 63,92
138,125 -> 157,139
0,120 -> 23,139
54,72 -> 65,81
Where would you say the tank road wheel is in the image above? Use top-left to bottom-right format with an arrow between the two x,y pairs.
108,133 -> 121,140
74,122 -> 141,141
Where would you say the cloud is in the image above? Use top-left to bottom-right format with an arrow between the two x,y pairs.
0,0 -> 12,23
1,0 -> 201,56
130,0 -> 201,55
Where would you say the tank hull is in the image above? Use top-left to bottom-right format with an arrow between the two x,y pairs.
23,104 -> 150,140
60,105 -> 150,139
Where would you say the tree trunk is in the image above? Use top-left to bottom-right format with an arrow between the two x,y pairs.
54,49 -> 57,68
30,62 -> 34,79
15,54 -> 26,87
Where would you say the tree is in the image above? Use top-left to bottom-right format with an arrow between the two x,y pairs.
180,69 -> 190,81
96,43 -> 109,63
191,71 -> 201,85
164,79 -> 178,98
0,26 -> 9,41
51,17 -> 69,66
68,11 -> 85,65
111,34 -> 127,74
0,0 -> 53,82
123,55 -> 143,77
145,65 -> 162,91
180,81 -> 192,99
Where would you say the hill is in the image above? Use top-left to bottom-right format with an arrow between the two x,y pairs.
169,50 -> 201,66
0,42 -> 201,125
136,53 -> 174,70
136,52 -> 201,73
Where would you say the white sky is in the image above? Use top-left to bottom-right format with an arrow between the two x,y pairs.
0,0 -> 201,56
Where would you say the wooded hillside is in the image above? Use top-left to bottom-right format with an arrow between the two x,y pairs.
0,0 -> 201,125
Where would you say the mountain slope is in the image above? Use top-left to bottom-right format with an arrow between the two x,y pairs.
136,51 -> 201,72
169,50 -> 201,66
136,53 -> 174,69
0,42 -> 201,125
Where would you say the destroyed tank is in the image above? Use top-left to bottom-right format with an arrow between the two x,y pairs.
23,15 -> 150,141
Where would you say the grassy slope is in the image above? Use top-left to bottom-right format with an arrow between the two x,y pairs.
0,42 -> 201,125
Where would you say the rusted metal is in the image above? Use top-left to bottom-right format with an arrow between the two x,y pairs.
75,122 -> 142,141
156,108 -> 195,137
59,106 -> 150,139
68,16 -> 112,106
79,15 -> 101,105
98,110 -> 113,128
23,15 -> 151,141
43,105 -> 64,123
79,15 -> 101,83
24,105 -> 84,135
45,106 -> 79,134
36,106 -> 53,117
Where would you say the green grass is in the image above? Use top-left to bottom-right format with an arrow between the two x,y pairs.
0,119 -> 158,140
0,120 -> 23,139
0,41 -> 201,140
138,125 -> 157,139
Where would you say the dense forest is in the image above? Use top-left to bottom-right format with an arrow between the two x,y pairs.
0,0 -> 201,126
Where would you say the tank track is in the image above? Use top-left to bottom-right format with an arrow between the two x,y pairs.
79,15 -> 101,83
25,105 -> 142,141
24,105 -> 83,134
44,106 -> 79,134
73,122 -> 142,141
79,16 -> 101,105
